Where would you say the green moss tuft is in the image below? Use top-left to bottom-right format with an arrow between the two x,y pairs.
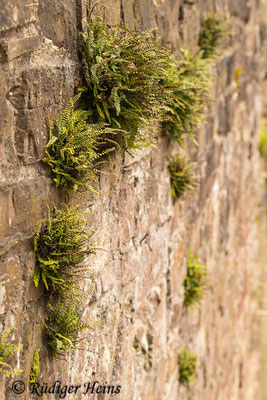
33,205 -> 94,292
0,328 -> 23,378
198,13 -> 228,60
178,347 -> 198,386
183,251 -> 208,307
168,155 -> 196,199
29,349 -> 40,383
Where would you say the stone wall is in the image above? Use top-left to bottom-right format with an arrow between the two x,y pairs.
0,0 -> 262,399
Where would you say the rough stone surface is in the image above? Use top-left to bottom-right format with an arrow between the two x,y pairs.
0,0 -> 263,399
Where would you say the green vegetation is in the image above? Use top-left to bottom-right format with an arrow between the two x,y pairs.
163,48 -> 212,144
80,13 -> 173,149
178,347 -> 198,386
36,10 -> 228,357
34,206 -> 96,354
183,252 -> 208,307
43,11 -> 229,194
43,95 -> 119,193
29,349 -> 40,383
33,205 -> 94,291
198,13 -> 228,59
0,328 -> 22,378
259,122 -> 267,157
168,155 -> 196,199
45,289 -> 92,353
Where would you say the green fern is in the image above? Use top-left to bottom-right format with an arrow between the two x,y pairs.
0,328 -> 23,378
45,288 -> 94,354
163,48 -> 212,144
33,205 -> 94,291
198,13 -> 228,60
183,251 -> 208,307
43,95 -> 119,193
178,347 -> 198,386
168,155 -> 197,199
29,349 -> 40,383
80,12 -> 174,149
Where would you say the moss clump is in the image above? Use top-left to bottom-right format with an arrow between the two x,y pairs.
198,13 -> 228,59
80,12 -> 175,150
0,328 -> 23,378
183,252 -> 208,307
43,95 -> 119,194
29,349 -> 40,383
33,205 -> 94,291
178,347 -> 198,386
168,155 -> 196,199
163,48 -> 212,144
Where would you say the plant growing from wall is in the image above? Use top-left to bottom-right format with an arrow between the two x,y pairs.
45,288 -> 94,354
0,328 -> 23,378
34,205 -> 97,354
259,121 -> 267,157
43,95 -> 119,194
178,347 -> 198,386
183,252 -> 208,307
33,205 -> 94,291
168,155 -> 196,199
80,12 -> 175,149
29,349 -> 40,383
198,13 -> 228,59
163,48 -> 212,144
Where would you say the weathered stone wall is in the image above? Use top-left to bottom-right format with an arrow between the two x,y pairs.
0,0 -> 262,399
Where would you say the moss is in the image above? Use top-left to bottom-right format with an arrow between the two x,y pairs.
29,349 -> 40,383
198,13 -> 228,59
183,251 -> 208,307
33,204 -> 94,292
178,347 -> 198,386
0,328 -> 23,378
168,155 -> 196,199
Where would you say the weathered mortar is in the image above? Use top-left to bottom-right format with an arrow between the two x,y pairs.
0,0 -> 262,399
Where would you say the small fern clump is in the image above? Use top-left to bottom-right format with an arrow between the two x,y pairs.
33,205 -> 94,291
168,155 -> 196,199
183,252 -> 208,307
198,13 -> 228,59
163,48 -> 212,144
0,328 -> 22,378
29,349 -> 40,383
259,122 -> 267,157
178,348 -> 198,386
80,12 -> 174,149
45,290 -> 92,353
43,95 -> 118,193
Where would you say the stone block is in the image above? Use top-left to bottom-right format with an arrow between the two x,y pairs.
38,0 -> 77,52
0,37 -> 40,62
229,0 -> 251,22
0,0 -> 37,32
0,187 -> 13,242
